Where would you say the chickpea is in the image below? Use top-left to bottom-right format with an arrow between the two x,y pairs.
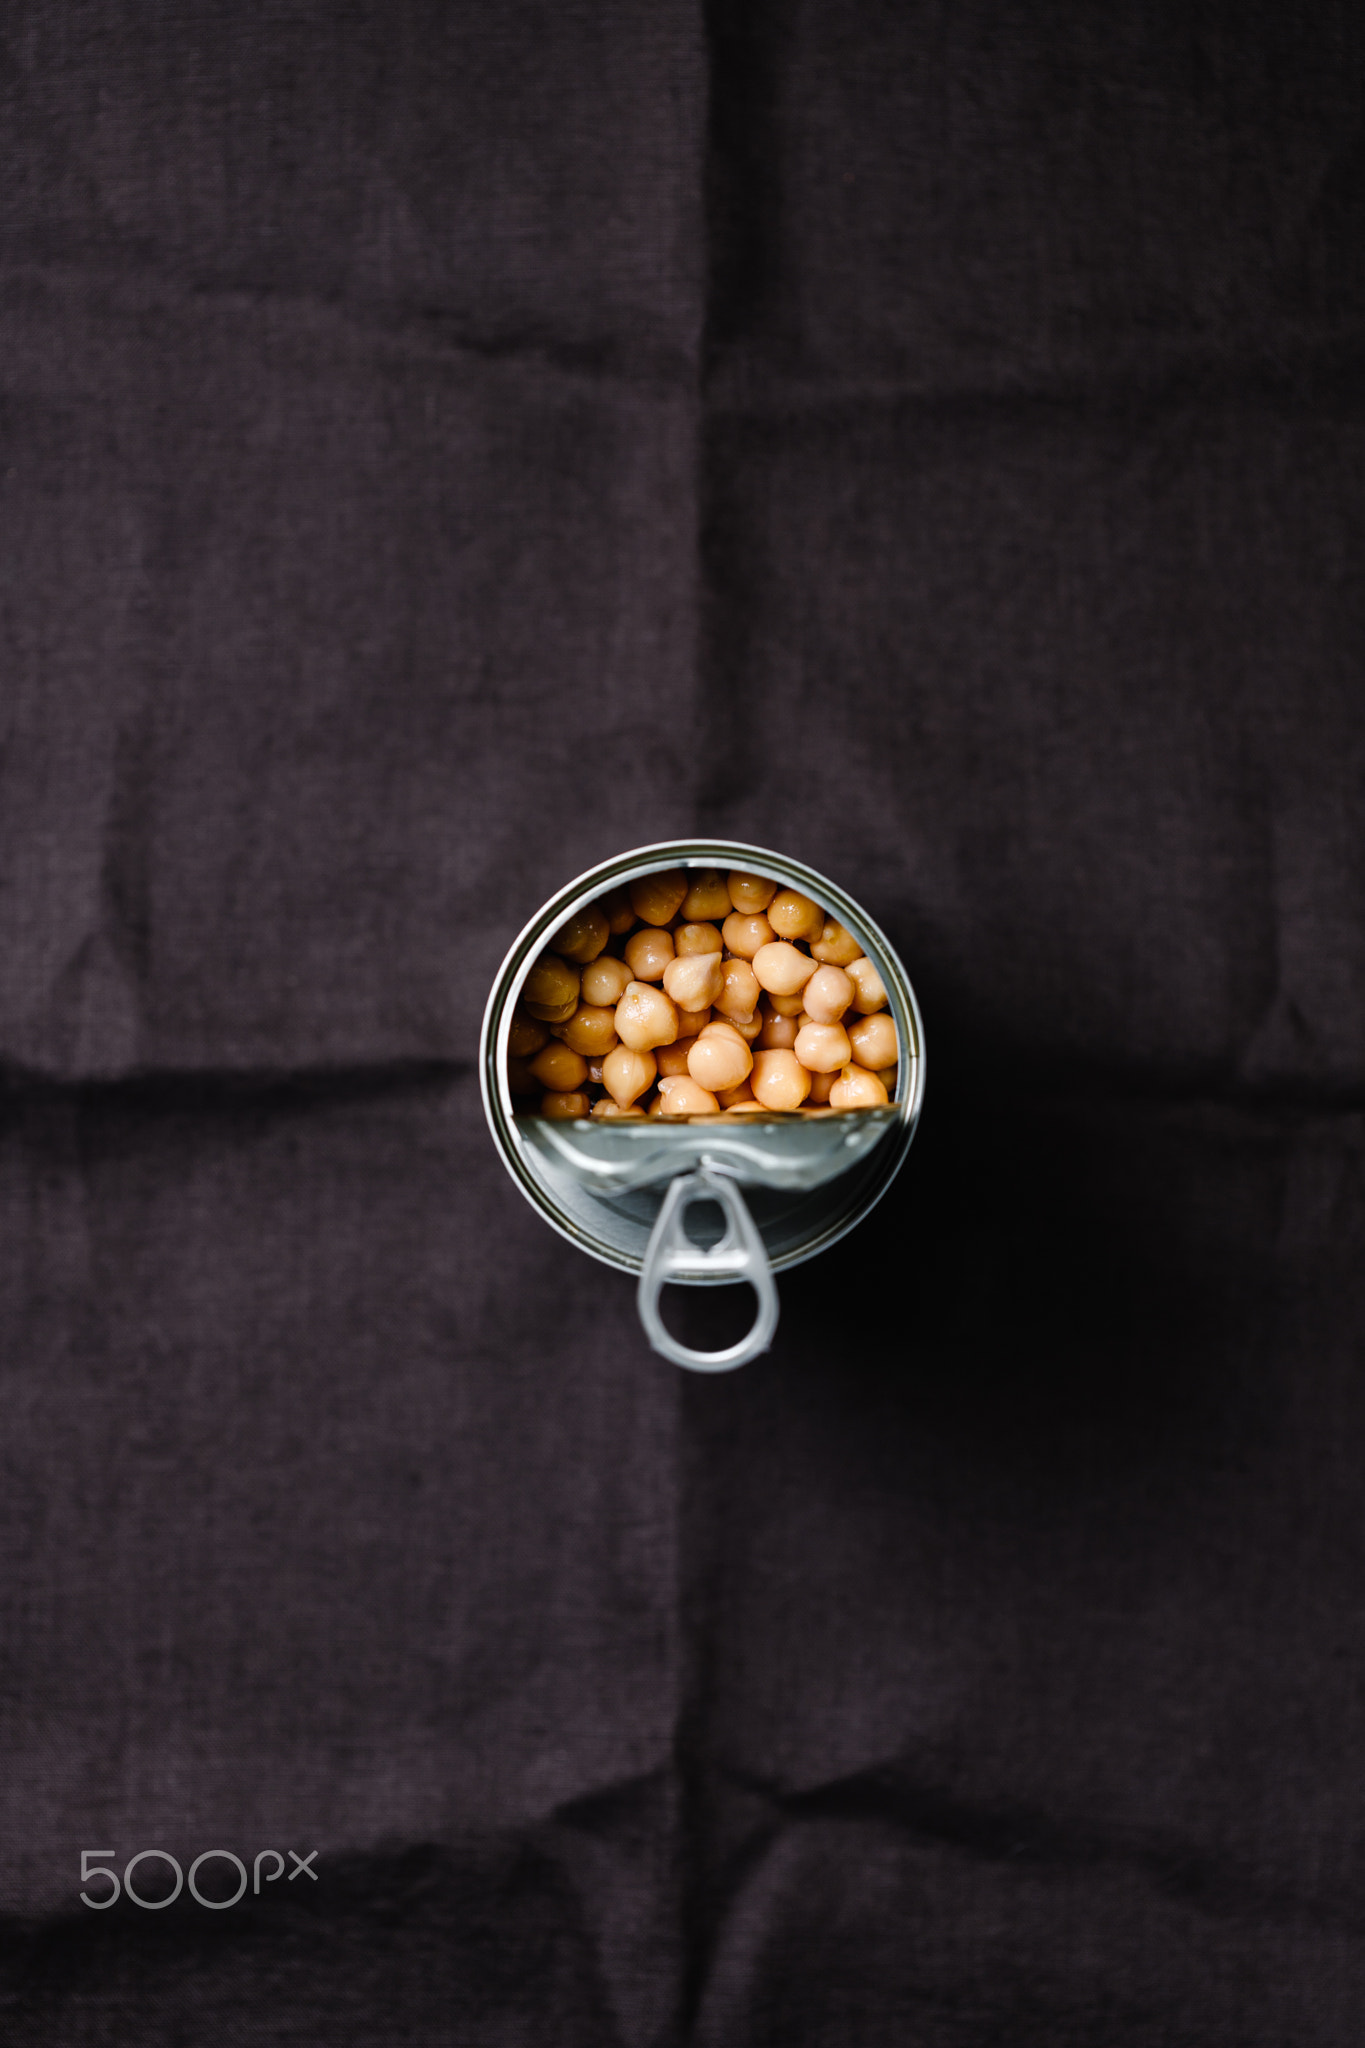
729,1009 -> 764,1042
752,941 -> 818,997
559,1004 -> 620,1057
551,904 -> 609,964
674,921 -> 723,957
529,1042 -> 589,1093
751,1049 -> 811,1111
508,1008 -> 549,1059
697,1016 -> 748,1045
721,911 -> 775,959
524,993 -> 578,1024
541,1091 -> 591,1120
767,888 -> 823,942
507,1055 -> 538,1095
766,989 -> 808,1017
717,1078 -> 755,1108
807,1068 -> 836,1104
523,953 -> 580,1014
614,981 -> 679,1051
581,955 -> 631,1007
629,869 -> 687,927
847,1011 -> 898,1071
829,1064 -> 889,1109
846,956 -> 889,1014
802,964 -> 854,1024
622,928 -> 673,982
874,1067 -> 898,1100
758,1006 -> 799,1050
591,1098 -> 645,1118
586,1057 -> 606,1086
663,951 -> 724,1012
811,917 -> 861,966
673,1003 -> 710,1039
793,1021 -> 851,1073
656,1075 -> 721,1116
728,872 -> 777,913
681,869 -> 733,921
656,1039 -> 695,1078
599,885 -> 637,936
726,1098 -> 773,1113
602,1044 -> 657,1108
714,957 -> 760,1025
687,1029 -> 752,1094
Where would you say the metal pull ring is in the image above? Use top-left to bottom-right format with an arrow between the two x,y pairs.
637,1166 -> 780,1372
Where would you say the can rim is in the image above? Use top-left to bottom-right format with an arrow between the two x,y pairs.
479,839 -> 926,1275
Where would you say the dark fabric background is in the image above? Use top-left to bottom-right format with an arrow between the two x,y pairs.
2,3 -> 1363,2041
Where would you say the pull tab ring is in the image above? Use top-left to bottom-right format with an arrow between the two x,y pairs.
636,1166 -> 780,1372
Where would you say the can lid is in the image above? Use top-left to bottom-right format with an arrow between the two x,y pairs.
519,1104 -> 902,1197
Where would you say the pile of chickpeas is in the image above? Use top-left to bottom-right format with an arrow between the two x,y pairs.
506,866 -> 901,1121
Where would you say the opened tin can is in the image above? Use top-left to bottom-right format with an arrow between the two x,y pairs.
480,839 -> 925,1371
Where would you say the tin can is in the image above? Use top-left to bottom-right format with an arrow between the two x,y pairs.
480,839 -> 926,1371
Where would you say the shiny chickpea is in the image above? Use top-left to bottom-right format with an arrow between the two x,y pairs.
551,905 -> 610,964
729,1009 -> 764,1041
728,872 -> 777,913
614,981 -> 679,1051
559,1004 -> 620,1057
714,956 -> 760,1025
717,1078 -> 755,1108
629,869 -> 687,926
674,921 -> 723,957
523,953 -> 580,1014
767,889 -> 823,941
681,869 -> 733,920
586,1057 -> 606,1086
687,1028 -> 752,1094
847,1011 -> 898,1070
793,1021 -> 851,1073
752,941 -> 818,997
602,1044 -> 657,1108
580,954 -> 632,1007
846,956 -> 889,1014
529,1042 -> 589,1092
541,1091 -> 591,1120
829,1064 -> 889,1109
721,912 -> 775,959
758,1006 -> 799,1049
751,1049 -> 811,1111
655,1039 -> 695,1078
591,1098 -> 645,1118
663,951 -> 724,1012
807,1068 -> 836,1104
810,917 -> 861,966
802,964 -> 854,1024
656,1075 -> 721,1116
507,1055 -> 538,1095
673,1003 -> 710,1039
599,885 -> 637,936
524,993 -> 578,1024
508,1009 -> 550,1059
766,989 -> 808,1017
624,927 -> 675,982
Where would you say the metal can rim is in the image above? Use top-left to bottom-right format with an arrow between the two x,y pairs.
479,838 -> 926,1275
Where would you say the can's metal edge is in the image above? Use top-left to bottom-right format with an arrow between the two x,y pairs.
479,839 -> 926,1276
